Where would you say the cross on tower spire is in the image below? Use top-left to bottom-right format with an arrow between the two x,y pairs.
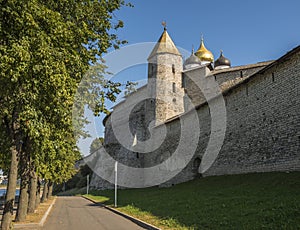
162,21 -> 167,31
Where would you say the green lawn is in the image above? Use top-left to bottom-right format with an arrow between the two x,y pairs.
83,172 -> 300,230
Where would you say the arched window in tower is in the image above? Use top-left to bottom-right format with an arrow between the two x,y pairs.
172,82 -> 176,93
172,64 -> 175,73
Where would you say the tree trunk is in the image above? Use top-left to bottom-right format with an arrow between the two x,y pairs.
35,178 -> 41,209
41,181 -> 48,203
0,144 -> 20,230
27,171 -> 37,213
15,149 -> 30,222
15,178 -> 29,222
47,182 -> 53,199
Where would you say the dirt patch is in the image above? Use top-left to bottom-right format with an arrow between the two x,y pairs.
13,197 -> 55,224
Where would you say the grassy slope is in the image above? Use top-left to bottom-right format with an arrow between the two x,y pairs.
85,172 -> 300,230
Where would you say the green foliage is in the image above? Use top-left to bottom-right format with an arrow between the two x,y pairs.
0,1 -> 132,228
89,137 -> 104,154
85,172 -> 300,230
72,64 -> 124,142
0,123 -> 11,172
124,81 -> 138,96
0,0 -> 131,183
79,164 -> 93,178
54,164 -> 93,194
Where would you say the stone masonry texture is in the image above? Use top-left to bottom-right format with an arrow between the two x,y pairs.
90,47 -> 300,189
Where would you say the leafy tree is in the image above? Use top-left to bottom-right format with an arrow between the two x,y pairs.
0,124 -> 10,173
125,81 -> 139,96
0,0 -> 131,228
89,137 -> 104,154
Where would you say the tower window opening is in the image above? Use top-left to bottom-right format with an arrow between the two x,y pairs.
192,157 -> 201,175
240,71 -> 243,78
272,73 -> 275,82
172,82 -> 176,93
181,73 -> 186,88
150,64 -> 155,78
172,64 -> 175,73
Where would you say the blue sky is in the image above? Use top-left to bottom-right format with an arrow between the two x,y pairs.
78,0 -> 300,156
114,0 -> 300,65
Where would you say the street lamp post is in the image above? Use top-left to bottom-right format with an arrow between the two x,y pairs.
86,174 -> 89,195
114,161 -> 118,207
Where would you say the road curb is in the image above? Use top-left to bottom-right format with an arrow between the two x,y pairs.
14,196 -> 56,229
82,195 -> 160,230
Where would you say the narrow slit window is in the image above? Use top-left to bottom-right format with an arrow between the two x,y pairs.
172,64 -> 175,73
181,73 -> 185,88
172,82 -> 176,93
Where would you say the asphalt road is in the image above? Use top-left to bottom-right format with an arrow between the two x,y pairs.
43,196 -> 145,230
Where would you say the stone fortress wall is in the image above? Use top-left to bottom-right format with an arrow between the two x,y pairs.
203,48 -> 300,176
90,39 -> 300,189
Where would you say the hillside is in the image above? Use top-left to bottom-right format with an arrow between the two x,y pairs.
84,172 -> 300,229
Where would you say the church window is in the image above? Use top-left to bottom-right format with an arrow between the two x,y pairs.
272,72 -> 275,82
240,71 -> 243,78
172,82 -> 176,93
136,152 -> 139,158
172,64 -> 175,73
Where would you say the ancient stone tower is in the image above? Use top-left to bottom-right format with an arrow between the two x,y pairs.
147,27 -> 185,124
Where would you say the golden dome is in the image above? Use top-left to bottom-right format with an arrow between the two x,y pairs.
195,37 -> 214,63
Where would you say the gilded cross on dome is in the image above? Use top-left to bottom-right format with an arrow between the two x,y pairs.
162,21 -> 167,30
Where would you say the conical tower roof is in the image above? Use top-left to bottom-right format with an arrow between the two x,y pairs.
148,28 -> 181,60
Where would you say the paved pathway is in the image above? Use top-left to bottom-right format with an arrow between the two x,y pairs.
43,196 -> 144,230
